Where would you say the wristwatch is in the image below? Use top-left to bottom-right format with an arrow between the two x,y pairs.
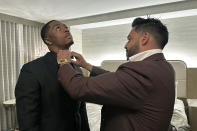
57,59 -> 70,65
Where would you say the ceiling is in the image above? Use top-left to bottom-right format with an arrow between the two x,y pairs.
72,8 -> 197,29
0,0 -> 184,23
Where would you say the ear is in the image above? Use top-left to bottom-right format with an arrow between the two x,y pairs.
45,38 -> 52,45
140,32 -> 150,46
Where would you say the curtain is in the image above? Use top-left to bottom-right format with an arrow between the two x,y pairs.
0,19 -> 47,131
19,24 -> 48,66
0,20 -> 19,131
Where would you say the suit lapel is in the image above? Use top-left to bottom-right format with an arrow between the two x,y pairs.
43,52 -> 82,79
43,52 -> 59,79
71,63 -> 82,74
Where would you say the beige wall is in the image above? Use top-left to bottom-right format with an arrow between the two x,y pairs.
80,15 -> 197,99
81,15 -> 197,67
82,24 -> 130,65
70,27 -> 83,54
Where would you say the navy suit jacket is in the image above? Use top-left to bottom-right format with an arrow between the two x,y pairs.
15,52 -> 90,131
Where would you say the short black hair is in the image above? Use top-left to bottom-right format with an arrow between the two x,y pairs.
132,17 -> 168,49
40,20 -> 56,45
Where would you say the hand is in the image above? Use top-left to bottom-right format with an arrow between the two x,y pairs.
57,50 -> 71,65
71,51 -> 92,71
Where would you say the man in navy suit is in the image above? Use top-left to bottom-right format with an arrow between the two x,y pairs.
15,20 -> 90,131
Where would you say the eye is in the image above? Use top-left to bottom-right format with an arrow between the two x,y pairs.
56,26 -> 60,31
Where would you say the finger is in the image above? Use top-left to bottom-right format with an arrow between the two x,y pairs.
71,51 -> 78,55
71,51 -> 81,58
71,59 -> 78,65
72,54 -> 79,60
74,56 -> 79,60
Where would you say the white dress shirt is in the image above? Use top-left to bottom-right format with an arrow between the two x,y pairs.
129,49 -> 162,62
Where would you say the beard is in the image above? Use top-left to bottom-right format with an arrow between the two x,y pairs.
63,40 -> 74,49
126,41 -> 139,60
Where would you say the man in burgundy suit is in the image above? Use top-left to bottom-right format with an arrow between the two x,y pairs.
57,17 -> 175,131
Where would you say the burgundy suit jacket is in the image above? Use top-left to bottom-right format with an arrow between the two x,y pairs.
58,53 -> 175,131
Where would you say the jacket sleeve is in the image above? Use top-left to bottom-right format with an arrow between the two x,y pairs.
58,64 -> 152,110
15,64 -> 41,131
73,64 -> 90,131
90,66 -> 109,76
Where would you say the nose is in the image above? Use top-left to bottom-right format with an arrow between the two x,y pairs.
65,28 -> 69,32
63,26 -> 69,33
124,42 -> 128,49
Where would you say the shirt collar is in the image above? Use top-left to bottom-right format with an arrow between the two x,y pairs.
129,49 -> 162,62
